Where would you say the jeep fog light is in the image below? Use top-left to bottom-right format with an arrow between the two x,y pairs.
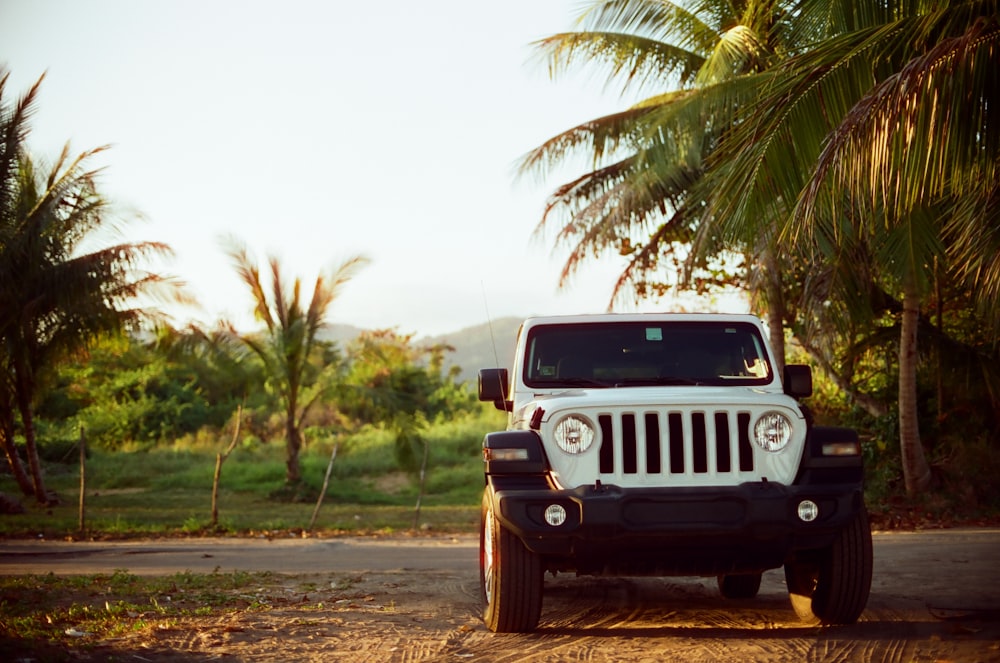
544,504 -> 567,527
797,500 -> 819,522
553,415 -> 596,454
753,411 -> 792,452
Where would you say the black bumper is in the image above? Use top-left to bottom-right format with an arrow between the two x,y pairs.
488,480 -> 865,576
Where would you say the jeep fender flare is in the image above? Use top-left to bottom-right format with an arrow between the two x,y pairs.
483,430 -> 550,475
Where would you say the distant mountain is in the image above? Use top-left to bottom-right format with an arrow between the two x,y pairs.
420,317 -> 523,385
321,323 -> 367,346
319,318 -> 524,386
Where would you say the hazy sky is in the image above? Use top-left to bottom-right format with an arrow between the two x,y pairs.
2,0 -> 745,337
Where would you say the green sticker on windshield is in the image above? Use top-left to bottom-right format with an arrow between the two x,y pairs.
645,327 -> 663,341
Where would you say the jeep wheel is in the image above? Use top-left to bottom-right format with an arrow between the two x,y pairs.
480,490 -> 543,633
784,507 -> 873,625
717,572 -> 763,599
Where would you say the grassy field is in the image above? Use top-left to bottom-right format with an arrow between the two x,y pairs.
0,410 -> 503,539
3,402 -> 998,538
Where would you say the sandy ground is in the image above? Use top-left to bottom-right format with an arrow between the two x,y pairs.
2,529 -> 1000,662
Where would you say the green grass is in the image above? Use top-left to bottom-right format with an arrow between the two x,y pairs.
0,409 -> 502,539
8,401 -> 994,538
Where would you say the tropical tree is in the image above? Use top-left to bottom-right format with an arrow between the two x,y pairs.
149,323 -> 267,428
519,0 -> 802,370
224,237 -> 368,486
701,1 -> 1000,494
340,329 -> 474,527
524,1 -> 999,496
0,71 -> 43,496
0,69 -> 176,502
341,329 -> 472,470
42,329 -> 248,450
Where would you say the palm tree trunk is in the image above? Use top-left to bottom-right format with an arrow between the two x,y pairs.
0,421 -> 33,496
899,276 -> 932,496
412,437 -> 429,531
12,358 -> 49,503
934,259 -> 944,424
19,413 -> 48,504
285,414 -> 302,485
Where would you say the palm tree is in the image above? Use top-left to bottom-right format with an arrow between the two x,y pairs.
526,1 -> 999,496
0,69 -> 176,502
0,70 -> 41,497
224,237 -> 367,486
519,0 -> 804,370
704,1 -> 999,494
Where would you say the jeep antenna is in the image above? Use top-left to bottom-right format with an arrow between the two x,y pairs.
481,281 -> 503,378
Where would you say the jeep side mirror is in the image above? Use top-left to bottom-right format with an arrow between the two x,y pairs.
478,368 -> 512,411
783,364 -> 813,398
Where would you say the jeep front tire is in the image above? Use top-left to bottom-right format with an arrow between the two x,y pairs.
784,507 -> 873,625
480,490 -> 543,632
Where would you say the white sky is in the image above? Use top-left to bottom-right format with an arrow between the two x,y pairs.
1,0 -> 746,337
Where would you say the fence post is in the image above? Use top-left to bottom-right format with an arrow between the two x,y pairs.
308,441 -> 339,533
211,405 -> 243,529
78,425 -> 86,535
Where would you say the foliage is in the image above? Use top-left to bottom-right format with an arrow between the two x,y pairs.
37,332 -> 207,449
697,0 -> 999,494
21,322 -> 483,496
519,0 -> 799,307
524,0 -> 1000,500
223,236 -> 368,485
0,400 -> 995,540
801,340 -> 1000,517
0,68 -> 178,503
340,329 -> 478,472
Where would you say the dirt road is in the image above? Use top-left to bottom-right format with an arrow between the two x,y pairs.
0,534 -> 479,576
2,529 -> 999,661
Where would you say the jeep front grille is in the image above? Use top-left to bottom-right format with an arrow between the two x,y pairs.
596,411 -> 754,477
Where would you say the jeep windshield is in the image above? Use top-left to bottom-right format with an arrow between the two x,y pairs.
522,321 -> 772,388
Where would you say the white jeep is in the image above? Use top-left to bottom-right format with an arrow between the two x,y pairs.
477,313 -> 872,632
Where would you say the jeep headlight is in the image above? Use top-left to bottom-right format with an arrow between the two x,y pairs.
753,411 -> 792,452
553,415 -> 596,454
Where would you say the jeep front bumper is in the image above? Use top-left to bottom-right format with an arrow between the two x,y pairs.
487,480 -> 865,575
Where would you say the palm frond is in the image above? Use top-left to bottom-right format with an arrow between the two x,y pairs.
703,21 -> 895,242
783,0 -> 912,49
0,70 -> 44,213
533,30 -> 705,92
946,187 -> 1000,335
517,103 -> 663,182
798,13 -> 1000,229
305,254 -> 369,340
577,0 -> 721,56
221,236 -> 274,329
695,24 -> 769,84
